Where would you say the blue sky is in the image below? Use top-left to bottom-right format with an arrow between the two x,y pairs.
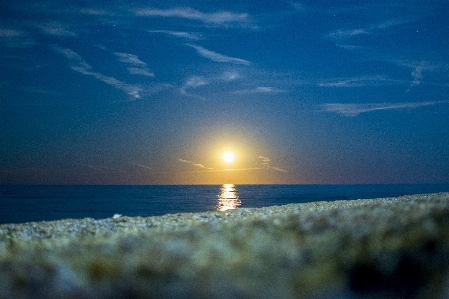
1,0 -> 448,184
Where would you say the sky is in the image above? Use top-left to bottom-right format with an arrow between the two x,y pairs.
1,0 -> 448,185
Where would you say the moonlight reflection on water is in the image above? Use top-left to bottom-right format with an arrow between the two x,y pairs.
216,184 -> 241,211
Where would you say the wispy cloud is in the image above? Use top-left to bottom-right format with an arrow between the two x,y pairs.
0,28 -> 25,37
317,75 -> 397,87
233,86 -> 285,94
177,156 -> 288,173
178,158 -> 213,170
222,71 -> 241,81
410,65 -> 424,87
180,75 -> 208,97
290,2 -> 311,13
34,21 -> 76,37
53,46 -> 143,99
135,7 -> 249,25
20,86 -> 65,96
83,164 -> 126,173
394,60 -> 446,92
180,71 -> 246,98
52,46 -> 91,70
185,76 -> 208,88
271,167 -> 289,173
187,44 -> 250,65
115,52 -> 146,66
259,156 -> 271,167
335,44 -> 365,50
258,156 -> 288,172
0,28 -> 34,47
131,163 -> 154,171
327,29 -> 369,39
78,8 -> 120,16
114,52 -> 154,77
148,30 -> 202,40
327,17 -> 417,42
372,19 -> 412,30
322,101 -> 449,117
127,67 -> 154,77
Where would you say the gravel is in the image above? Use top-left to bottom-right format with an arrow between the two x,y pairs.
1,192 -> 449,298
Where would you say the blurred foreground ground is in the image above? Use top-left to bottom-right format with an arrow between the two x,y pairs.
1,193 -> 449,298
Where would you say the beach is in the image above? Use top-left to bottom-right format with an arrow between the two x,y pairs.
1,192 -> 449,298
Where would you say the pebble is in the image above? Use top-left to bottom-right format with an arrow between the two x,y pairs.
1,192 -> 449,298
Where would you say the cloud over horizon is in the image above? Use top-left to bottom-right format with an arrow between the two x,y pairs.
178,158 -> 213,170
258,156 -> 288,172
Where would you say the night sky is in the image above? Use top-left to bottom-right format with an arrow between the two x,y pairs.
1,1 -> 448,185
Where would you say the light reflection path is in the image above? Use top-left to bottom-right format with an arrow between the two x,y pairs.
216,184 -> 241,211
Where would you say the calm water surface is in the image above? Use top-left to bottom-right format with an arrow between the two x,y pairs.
1,184 -> 449,224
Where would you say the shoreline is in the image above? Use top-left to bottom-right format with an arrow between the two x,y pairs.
2,192 -> 449,298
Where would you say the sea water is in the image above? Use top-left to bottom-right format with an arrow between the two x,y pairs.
1,184 -> 449,224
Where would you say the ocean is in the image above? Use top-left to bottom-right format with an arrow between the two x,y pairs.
1,184 -> 449,224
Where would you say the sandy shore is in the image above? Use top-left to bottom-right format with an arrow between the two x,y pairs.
1,192 -> 449,298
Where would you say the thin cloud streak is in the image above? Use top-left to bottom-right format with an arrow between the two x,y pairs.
0,29 -> 24,37
327,17 -> 418,41
271,167 -> 289,173
317,75 -> 399,87
258,155 -> 288,172
187,44 -> 250,65
222,71 -> 241,81
132,163 -> 154,171
322,101 -> 449,117
180,167 -> 264,173
79,8 -> 116,16
178,158 -> 214,170
259,155 -> 271,167
185,76 -> 208,88
148,30 -> 202,40
114,52 -> 154,77
115,52 -> 147,66
21,86 -> 65,97
34,21 -> 76,37
53,46 -> 143,99
290,2 -> 311,13
327,29 -> 369,39
83,164 -> 126,173
233,86 -> 285,94
395,60 -> 445,92
135,7 -> 249,25
0,28 -> 34,47
181,167 -> 288,173
128,67 -> 154,77
177,156 -> 288,173
180,76 -> 208,97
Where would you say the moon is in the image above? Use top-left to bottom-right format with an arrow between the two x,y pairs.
223,151 -> 235,163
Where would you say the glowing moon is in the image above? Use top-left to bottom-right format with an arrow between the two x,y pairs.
223,151 -> 235,163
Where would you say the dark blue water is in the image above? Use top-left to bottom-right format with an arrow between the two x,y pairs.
1,184 -> 449,224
